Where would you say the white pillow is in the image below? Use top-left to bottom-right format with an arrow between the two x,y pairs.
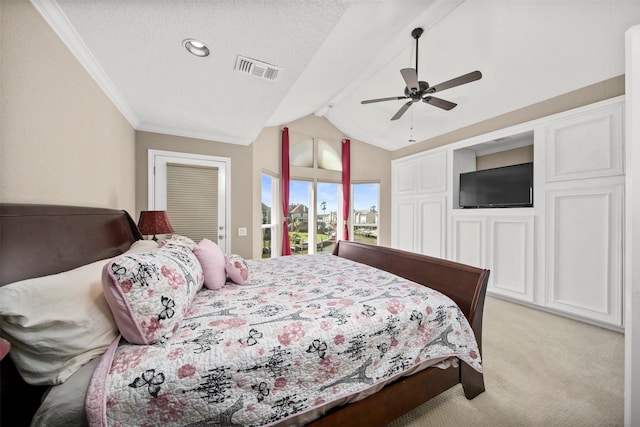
0,239 -> 157,385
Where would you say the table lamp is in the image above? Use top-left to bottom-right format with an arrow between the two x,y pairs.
138,210 -> 174,241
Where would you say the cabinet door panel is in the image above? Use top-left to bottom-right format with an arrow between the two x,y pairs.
488,217 -> 534,302
546,184 -> 623,326
392,159 -> 417,196
392,151 -> 447,197
419,197 -> 446,258
392,201 -> 417,252
418,151 -> 447,194
545,103 -> 623,182
452,217 -> 485,268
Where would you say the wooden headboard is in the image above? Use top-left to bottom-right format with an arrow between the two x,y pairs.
0,203 -> 142,426
0,203 -> 141,286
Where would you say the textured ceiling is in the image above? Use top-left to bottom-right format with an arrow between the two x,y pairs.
33,0 -> 640,150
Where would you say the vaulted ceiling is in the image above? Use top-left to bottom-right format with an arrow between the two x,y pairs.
33,0 -> 640,150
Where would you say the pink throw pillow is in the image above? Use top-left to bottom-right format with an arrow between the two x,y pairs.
193,239 -> 226,290
225,254 -> 250,285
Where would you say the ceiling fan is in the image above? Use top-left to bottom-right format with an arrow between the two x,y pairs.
361,27 -> 482,121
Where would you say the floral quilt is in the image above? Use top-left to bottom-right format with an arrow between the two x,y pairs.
87,254 -> 481,427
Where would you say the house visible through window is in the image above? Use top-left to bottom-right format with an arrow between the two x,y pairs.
352,182 -> 379,245
288,180 -> 312,255
286,180 -> 341,255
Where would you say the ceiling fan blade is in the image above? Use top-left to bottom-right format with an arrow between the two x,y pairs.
428,70 -> 482,94
400,68 -> 419,92
423,96 -> 457,110
361,96 -> 407,104
391,101 -> 414,120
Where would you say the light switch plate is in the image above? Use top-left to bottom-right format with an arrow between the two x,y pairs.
238,227 -> 247,236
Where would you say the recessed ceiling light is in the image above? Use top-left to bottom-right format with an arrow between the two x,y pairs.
183,39 -> 209,57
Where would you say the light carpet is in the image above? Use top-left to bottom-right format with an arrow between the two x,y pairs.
387,296 -> 625,427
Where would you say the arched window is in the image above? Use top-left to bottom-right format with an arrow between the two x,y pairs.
317,139 -> 341,171
285,134 -> 343,255
290,137 -> 314,167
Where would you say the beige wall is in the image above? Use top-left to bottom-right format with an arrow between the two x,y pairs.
135,131 -> 254,258
476,145 -> 534,170
0,0 -> 136,213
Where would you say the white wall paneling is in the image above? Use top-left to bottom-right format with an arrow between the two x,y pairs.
419,196 -> 446,258
451,216 -> 486,268
392,150 -> 448,197
545,102 -> 624,183
487,216 -> 535,302
392,157 -> 418,197
417,151 -> 448,194
392,200 -> 417,253
546,183 -> 624,326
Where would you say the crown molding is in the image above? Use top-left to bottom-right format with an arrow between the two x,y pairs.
135,122 -> 254,146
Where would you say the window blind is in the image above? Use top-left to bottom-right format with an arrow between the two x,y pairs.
166,163 -> 218,243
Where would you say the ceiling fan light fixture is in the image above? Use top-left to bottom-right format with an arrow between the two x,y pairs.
361,27 -> 482,121
183,39 -> 210,57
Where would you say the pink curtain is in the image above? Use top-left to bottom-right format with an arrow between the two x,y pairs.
342,139 -> 351,240
281,127 -> 292,255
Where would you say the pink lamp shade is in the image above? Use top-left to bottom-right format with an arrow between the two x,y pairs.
138,210 -> 174,240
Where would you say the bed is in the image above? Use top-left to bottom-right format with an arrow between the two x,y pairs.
0,203 -> 489,426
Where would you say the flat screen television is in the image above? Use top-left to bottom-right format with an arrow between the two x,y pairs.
459,162 -> 533,208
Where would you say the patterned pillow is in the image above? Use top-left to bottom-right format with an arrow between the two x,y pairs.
159,234 -> 197,250
225,254 -> 250,285
102,245 -> 204,345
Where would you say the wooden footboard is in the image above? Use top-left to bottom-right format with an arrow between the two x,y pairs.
326,240 -> 490,425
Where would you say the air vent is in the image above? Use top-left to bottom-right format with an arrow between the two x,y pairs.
234,55 -> 281,81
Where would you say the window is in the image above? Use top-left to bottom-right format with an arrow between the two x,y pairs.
316,182 -> 340,253
288,180 -> 313,255
261,172 -> 279,258
287,180 -> 341,255
166,163 -> 219,243
290,138 -> 314,167
285,132 -> 345,254
317,139 -> 341,171
352,183 -> 379,245
289,135 -> 341,171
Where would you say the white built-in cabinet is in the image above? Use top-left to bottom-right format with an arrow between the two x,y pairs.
391,97 -> 625,330
391,151 -> 448,258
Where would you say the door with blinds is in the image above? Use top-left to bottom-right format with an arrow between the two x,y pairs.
149,150 -> 229,253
